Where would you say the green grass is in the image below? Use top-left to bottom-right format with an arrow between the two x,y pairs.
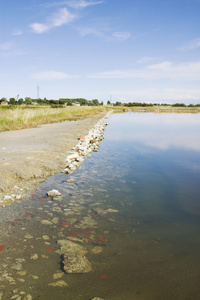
0,106 -> 107,132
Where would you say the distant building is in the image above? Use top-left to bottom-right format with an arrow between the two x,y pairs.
1,101 -> 8,106
72,102 -> 80,106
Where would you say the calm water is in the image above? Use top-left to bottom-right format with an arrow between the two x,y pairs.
0,112 -> 200,300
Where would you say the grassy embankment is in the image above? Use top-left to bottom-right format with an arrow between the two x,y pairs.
1,105 -> 199,132
111,106 -> 200,113
0,106 -> 107,132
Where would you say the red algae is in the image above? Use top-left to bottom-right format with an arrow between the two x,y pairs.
100,275 -> 107,279
46,248 -> 53,253
98,236 -> 105,242
0,245 -> 5,251
60,222 -> 70,226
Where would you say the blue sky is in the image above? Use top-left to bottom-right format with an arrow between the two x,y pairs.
0,0 -> 200,103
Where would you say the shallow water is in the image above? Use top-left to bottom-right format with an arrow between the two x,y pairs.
1,112 -> 200,300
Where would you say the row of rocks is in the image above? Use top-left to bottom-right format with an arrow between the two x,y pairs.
63,116 -> 110,175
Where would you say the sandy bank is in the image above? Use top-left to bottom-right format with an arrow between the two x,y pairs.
0,112 -> 107,206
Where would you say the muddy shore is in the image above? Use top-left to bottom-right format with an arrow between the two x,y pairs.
0,112 -> 107,206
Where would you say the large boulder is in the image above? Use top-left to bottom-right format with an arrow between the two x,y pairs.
56,240 -> 92,274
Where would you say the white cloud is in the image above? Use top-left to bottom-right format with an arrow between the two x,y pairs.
30,8 -> 76,33
51,7 -> 76,26
180,38 -> 200,50
66,0 -> 104,9
77,26 -> 131,42
30,23 -> 49,34
112,31 -> 131,41
89,61 -> 200,81
41,0 -> 104,9
31,71 -> 78,80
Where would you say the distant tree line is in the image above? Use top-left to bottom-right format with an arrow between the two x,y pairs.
0,97 -> 200,107
0,97 -> 103,106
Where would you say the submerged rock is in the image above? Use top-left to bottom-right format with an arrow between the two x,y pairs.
56,240 -> 92,274
66,178 -> 75,184
48,280 -> 68,287
47,189 -> 62,197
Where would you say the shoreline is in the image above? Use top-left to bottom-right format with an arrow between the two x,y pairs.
0,111 -> 109,207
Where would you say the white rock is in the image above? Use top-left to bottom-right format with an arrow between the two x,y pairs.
47,189 -> 61,197
3,195 -> 12,200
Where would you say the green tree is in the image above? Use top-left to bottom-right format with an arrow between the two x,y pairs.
92,99 -> 99,106
9,98 -> 16,105
25,97 -> 32,105
17,98 -> 24,105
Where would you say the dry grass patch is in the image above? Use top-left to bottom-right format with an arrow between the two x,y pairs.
0,106 -> 106,132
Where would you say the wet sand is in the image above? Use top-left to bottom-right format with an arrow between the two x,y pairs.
0,112 -> 107,206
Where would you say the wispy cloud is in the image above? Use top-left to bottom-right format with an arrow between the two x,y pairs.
30,8 -> 76,33
137,56 -> 160,64
180,38 -> 200,50
0,42 -> 13,51
41,0 -> 104,9
11,29 -> 23,36
0,42 -> 26,56
89,61 -> 200,81
31,71 -> 79,80
77,26 -> 131,41
112,31 -> 131,41
77,26 -> 105,37
66,0 -> 104,9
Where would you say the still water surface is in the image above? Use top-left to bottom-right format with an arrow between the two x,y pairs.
0,112 -> 200,300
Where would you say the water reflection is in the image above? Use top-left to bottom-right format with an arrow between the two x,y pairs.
105,112 -> 200,216
108,112 -> 200,151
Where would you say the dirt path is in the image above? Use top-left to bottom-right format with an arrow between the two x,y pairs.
0,112 -> 107,206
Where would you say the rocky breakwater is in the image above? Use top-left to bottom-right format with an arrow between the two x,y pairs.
0,111 -> 111,207
63,117 -> 109,175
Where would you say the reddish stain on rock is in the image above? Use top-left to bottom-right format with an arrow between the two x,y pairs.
25,212 -> 32,217
69,232 -> 77,236
0,245 -> 5,251
100,275 -> 107,279
46,248 -> 53,253
92,214 -> 98,218
98,236 -> 105,242
38,199 -> 45,203
60,222 -> 70,226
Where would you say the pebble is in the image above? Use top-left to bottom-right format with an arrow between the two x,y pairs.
48,280 -> 68,287
42,235 -> 50,240
53,272 -> 64,279
52,217 -> 59,224
24,234 -> 33,239
11,263 -> 23,271
30,254 -> 38,260
41,220 -> 52,225
66,178 -> 75,183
